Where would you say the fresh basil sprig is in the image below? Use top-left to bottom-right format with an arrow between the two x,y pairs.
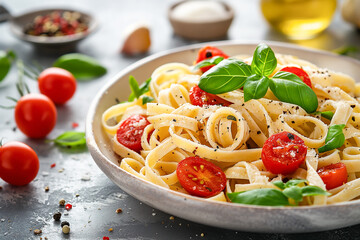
198,43 -> 318,113
318,124 -> 346,153
53,53 -> 107,80
49,131 -> 86,148
314,111 -> 334,120
228,179 -> 329,206
0,50 -> 16,83
128,76 -> 153,104
193,56 -> 224,71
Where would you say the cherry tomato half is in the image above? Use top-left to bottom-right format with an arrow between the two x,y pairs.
189,85 -> 232,107
0,141 -> 39,186
317,162 -> 347,190
15,93 -> 57,139
38,67 -> 77,104
262,132 -> 307,175
116,114 -> 150,152
176,156 -> 226,198
196,46 -> 229,73
280,67 -> 312,88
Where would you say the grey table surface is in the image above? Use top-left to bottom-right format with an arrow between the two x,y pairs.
1,0 -> 360,239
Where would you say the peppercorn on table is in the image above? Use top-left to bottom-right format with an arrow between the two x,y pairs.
0,0 -> 360,239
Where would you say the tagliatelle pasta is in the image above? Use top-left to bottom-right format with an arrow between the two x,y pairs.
102,48 -> 360,206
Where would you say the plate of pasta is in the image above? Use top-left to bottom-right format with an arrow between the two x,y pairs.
86,41 -> 360,233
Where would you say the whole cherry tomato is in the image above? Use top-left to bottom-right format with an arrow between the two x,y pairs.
189,85 -> 232,107
15,93 -> 57,138
317,162 -> 347,190
176,156 -> 227,198
38,67 -> 77,104
280,67 -> 312,88
0,141 -> 39,186
262,132 -> 307,175
196,46 -> 229,73
116,114 -> 150,152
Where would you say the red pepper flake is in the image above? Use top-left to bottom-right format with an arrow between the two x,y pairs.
65,203 -> 72,211
50,163 -> 56,168
72,122 -> 79,128
103,237 -> 110,240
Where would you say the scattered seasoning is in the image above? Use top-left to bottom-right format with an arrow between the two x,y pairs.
61,221 -> 70,227
169,216 -> 175,220
115,208 -> 123,214
201,233 -> 204,237
53,212 -> 62,221
65,203 -> 73,211
72,122 -> 79,128
108,228 -> 113,232
62,225 -> 70,234
75,193 -> 80,197
44,186 -> 50,192
103,237 -> 110,240
34,229 -> 42,235
58,168 -> 64,173
50,163 -> 56,168
0,186 -> 2,190
59,199 -> 66,206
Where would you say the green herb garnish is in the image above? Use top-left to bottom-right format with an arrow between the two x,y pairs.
128,76 -> 152,105
193,56 -> 225,71
198,43 -> 318,113
53,53 -> 107,80
0,50 -> 16,83
50,131 -> 86,147
314,111 -> 334,120
318,124 -> 346,153
228,179 -> 329,206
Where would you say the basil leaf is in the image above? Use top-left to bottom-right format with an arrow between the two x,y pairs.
52,131 -> 86,147
318,124 -> 346,153
227,115 -> 237,121
142,96 -> 154,105
128,76 -> 152,101
129,75 -> 141,100
269,71 -> 318,113
243,75 -> 269,102
283,186 -> 303,203
198,59 -> 252,94
301,186 -> 331,197
193,56 -> 224,71
53,53 -> 107,80
251,43 -> 277,77
333,46 -> 358,56
227,189 -> 290,206
0,50 -> 16,83
272,181 -> 285,190
284,179 -> 307,188
315,111 -> 334,120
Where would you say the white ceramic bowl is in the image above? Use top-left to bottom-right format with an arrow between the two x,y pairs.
86,41 -> 360,233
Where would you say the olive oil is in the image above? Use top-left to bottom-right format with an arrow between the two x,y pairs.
261,0 -> 337,39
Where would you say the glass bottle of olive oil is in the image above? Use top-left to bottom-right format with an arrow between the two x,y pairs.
261,0 -> 337,39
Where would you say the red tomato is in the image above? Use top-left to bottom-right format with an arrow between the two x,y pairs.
176,156 -> 226,198
38,67 -> 77,104
262,132 -> 307,175
189,85 -> 232,107
280,67 -> 312,88
0,141 -> 39,186
196,46 -> 229,72
116,114 -> 150,152
15,93 -> 57,139
317,162 -> 347,190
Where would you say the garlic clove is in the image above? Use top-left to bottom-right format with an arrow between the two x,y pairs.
341,0 -> 360,28
121,23 -> 151,55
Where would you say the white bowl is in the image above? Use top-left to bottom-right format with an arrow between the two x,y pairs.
86,41 -> 360,233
